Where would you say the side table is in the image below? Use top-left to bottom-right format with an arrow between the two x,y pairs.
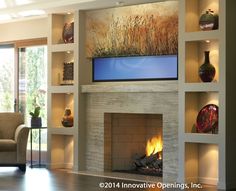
28,126 -> 47,168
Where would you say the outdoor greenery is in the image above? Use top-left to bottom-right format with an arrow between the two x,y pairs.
19,46 -> 47,126
0,47 -> 14,111
19,46 -> 47,150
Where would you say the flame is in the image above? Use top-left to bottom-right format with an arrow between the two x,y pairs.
146,136 -> 163,158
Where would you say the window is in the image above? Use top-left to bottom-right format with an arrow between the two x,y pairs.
0,44 -> 15,112
18,45 -> 48,155
0,38 -> 47,164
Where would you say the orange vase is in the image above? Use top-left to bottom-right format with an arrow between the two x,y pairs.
61,109 -> 73,127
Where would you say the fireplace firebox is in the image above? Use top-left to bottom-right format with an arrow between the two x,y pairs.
104,113 -> 163,176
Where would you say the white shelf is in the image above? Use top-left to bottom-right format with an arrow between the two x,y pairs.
183,83 -> 220,92
49,127 -> 75,135
50,43 -> 76,52
184,133 -> 219,144
49,86 -> 76,93
48,11 -> 79,171
184,30 -> 220,41
179,0 -> 225,188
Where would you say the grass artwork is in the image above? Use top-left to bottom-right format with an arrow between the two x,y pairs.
86,1 -> 178,57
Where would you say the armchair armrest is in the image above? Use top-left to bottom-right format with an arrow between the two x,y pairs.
14,124 -> 30,163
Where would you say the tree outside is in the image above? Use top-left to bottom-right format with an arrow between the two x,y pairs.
0,46 -> 14,112
19,46 -> 47,151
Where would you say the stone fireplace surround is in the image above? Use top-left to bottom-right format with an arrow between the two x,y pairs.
81,81 -> 178,183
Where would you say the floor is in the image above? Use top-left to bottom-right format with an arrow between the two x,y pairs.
0,167 -> 219,191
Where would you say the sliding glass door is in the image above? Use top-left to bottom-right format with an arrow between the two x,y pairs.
18,45 -> 47,126
0,41 -> 47,163
18,45 -> 48,159
0,45 -> 15,112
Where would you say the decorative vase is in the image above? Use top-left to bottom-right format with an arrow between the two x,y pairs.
199,9 -> 218,31
196,104 -> 218,134
199,51 -> 216,82
62,22 -> 74,43
61,108 -> 73,127
31,117 -> 42,127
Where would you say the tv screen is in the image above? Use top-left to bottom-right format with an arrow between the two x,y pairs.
92,55 -> 178,82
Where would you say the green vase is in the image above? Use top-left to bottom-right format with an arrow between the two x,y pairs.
199,9 -> 218,30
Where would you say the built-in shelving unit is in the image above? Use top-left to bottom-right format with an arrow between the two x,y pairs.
178,0 -> 224,189
47,12 -> 79,170
47,10 -> 89,171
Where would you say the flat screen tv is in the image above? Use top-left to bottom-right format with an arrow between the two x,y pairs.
92,55 -> 178,82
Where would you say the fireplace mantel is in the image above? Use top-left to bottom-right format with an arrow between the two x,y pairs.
81,81 -> 178,93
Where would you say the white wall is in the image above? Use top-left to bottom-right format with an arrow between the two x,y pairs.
0,17 -> 48,42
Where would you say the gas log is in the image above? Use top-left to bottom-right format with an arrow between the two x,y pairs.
133,150 -> 162,176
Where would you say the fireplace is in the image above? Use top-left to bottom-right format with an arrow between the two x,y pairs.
82,82 -> 178,182
104,113 -> 163,176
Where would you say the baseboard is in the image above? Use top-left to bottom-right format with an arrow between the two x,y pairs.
48,162 -> 73,169
198,177 -> 218,186
185,176 -> 198,184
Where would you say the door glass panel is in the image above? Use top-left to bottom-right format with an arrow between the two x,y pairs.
18,45 -> 47,154
0,45 -> 15,112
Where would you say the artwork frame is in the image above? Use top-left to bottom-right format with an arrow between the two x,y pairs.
86,1 -> 178,58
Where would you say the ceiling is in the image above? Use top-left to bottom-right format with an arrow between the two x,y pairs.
0,0 -> 161,24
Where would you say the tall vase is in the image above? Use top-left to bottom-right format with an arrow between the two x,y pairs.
199,51 -> 216,82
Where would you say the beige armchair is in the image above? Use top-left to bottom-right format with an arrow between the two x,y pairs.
0,112 -> 29,172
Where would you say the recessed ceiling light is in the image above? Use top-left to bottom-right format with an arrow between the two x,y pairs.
18,9 -> 46,17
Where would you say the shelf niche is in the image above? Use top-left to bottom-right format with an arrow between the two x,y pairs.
51,93 -> 74,128
51,51 -> 74,86
51,13 -> 74,45
185,143 -> 218,186
185,39 -> 219,83
185,0 -> 219,32
51,134 -> 74,169
185,91 -> 218,134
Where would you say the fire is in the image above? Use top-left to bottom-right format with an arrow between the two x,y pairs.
146,136 -> 163,158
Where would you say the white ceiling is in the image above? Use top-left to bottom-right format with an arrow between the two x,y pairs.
0,0 -> 161,24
